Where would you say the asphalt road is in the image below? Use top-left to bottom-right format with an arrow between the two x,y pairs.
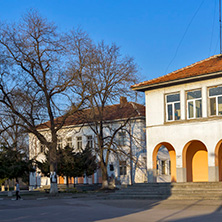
1,197 -> 222,222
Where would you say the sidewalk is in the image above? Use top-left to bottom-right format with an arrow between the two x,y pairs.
0,189 -> 108,201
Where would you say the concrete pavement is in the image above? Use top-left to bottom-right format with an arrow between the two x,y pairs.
1,197 -> 222,221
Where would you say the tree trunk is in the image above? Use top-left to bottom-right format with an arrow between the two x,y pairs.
49,143 -> 58,194
66,176 -> 69,191
101,161 -> 108,189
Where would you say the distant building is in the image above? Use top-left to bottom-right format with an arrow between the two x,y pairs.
156,146 -> 171,182
132,54 -> 222,183
29,97 -> 147,188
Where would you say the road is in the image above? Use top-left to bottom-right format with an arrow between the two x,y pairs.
1,197 -> 222,221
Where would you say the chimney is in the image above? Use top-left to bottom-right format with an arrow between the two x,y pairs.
120,96 -> 127,107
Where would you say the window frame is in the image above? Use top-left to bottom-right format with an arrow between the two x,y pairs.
66,137 -> 72,148
119,160 -> 127,176
165,92 -> 181,122
117,131 -> 126,146
208,85 -> 222,117
186,89 -> 202,120
86,135 -> 93,149
77,136 -> 82,150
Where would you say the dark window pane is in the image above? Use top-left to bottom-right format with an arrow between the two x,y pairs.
209,86 -> 222,96
87,136 -> 93,148
40,144 -> 44,153
187,90 -> 201,100
210,98 -> 216,116
110,164 -> 114,171
119,161 -> 126,175
118,132 -> 126,146
195,100 -> 202,118
167,104 -> 173,120
218,97 -> 222,115
174,103 -> 180,120
77,136 -> 82,149
167,93 -> 180,103
188,101 -> 194,118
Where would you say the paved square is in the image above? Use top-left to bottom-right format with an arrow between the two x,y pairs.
1,197 -> 222,221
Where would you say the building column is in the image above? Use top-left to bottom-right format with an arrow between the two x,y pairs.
208,146 -> 218,182
176,151 -> 186,182
147,148 -> 156,183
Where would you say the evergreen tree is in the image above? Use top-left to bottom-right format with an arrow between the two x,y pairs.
36,145 -> 97,188
0,145 -> 34,183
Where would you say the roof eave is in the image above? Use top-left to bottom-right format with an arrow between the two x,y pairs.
132,71 -> 222,92
35,116 -> 146,132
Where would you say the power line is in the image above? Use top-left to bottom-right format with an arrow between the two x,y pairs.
165,0 -> 205,74
220,0 -> 222,53
209,0 -> 217,55
214,30 -> 220,54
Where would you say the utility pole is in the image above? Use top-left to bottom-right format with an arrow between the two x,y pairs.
129,121 -> 133,185
220,0 -> 222,54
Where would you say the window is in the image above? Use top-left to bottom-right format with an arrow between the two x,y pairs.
186,89 -> 202,119
57,138 -> 62,149
40,144 -> 45,153
77,136 -> 82,150
110,164 -> 114,171
209,86 -> 222,116
86,135 -> 93,149
161,160 -> 166,175
118,131 -> 126,146
119,161 -> 127,176
166,93 -> 181,121
143,156 -> 147,165
66,137 -> 72,148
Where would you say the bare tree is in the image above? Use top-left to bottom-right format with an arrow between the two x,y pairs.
0,10 -> 89,193
75,42 -> 140,188
0,114 -> 28,152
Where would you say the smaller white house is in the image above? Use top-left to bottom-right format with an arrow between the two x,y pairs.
29,97 -> 147,188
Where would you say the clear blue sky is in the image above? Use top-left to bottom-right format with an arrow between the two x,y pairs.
0,0 -> 220,83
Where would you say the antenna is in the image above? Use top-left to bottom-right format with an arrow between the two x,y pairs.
220,0 -> 222,54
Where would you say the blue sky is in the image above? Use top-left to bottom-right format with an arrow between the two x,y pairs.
0,0 -> 220,83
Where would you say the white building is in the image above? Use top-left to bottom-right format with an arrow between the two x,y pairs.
132,54 -> 222,183
29,97 -> 147,188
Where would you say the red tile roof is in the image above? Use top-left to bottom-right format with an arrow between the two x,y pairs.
37,101 -> 145,130
132,54 -> 222,91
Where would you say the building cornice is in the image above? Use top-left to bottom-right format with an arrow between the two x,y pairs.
32,116 -> 146,134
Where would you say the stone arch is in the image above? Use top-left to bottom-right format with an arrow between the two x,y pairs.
215,140 -> 222,181
153,142 -> 176,182
183,140 -> 208,182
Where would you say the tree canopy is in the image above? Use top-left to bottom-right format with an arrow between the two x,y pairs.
0,9 -> 140,191
0,10 -> 90,193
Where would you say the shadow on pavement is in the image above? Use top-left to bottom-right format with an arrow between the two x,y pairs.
0,198 -> 163,222
168,205 -> 222,222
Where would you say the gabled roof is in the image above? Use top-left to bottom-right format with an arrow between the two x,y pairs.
37,100 -> 145,130
132,54 -> 222,91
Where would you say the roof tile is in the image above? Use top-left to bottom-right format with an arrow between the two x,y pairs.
132,54 -> 222,89
37,102 -> 145,130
